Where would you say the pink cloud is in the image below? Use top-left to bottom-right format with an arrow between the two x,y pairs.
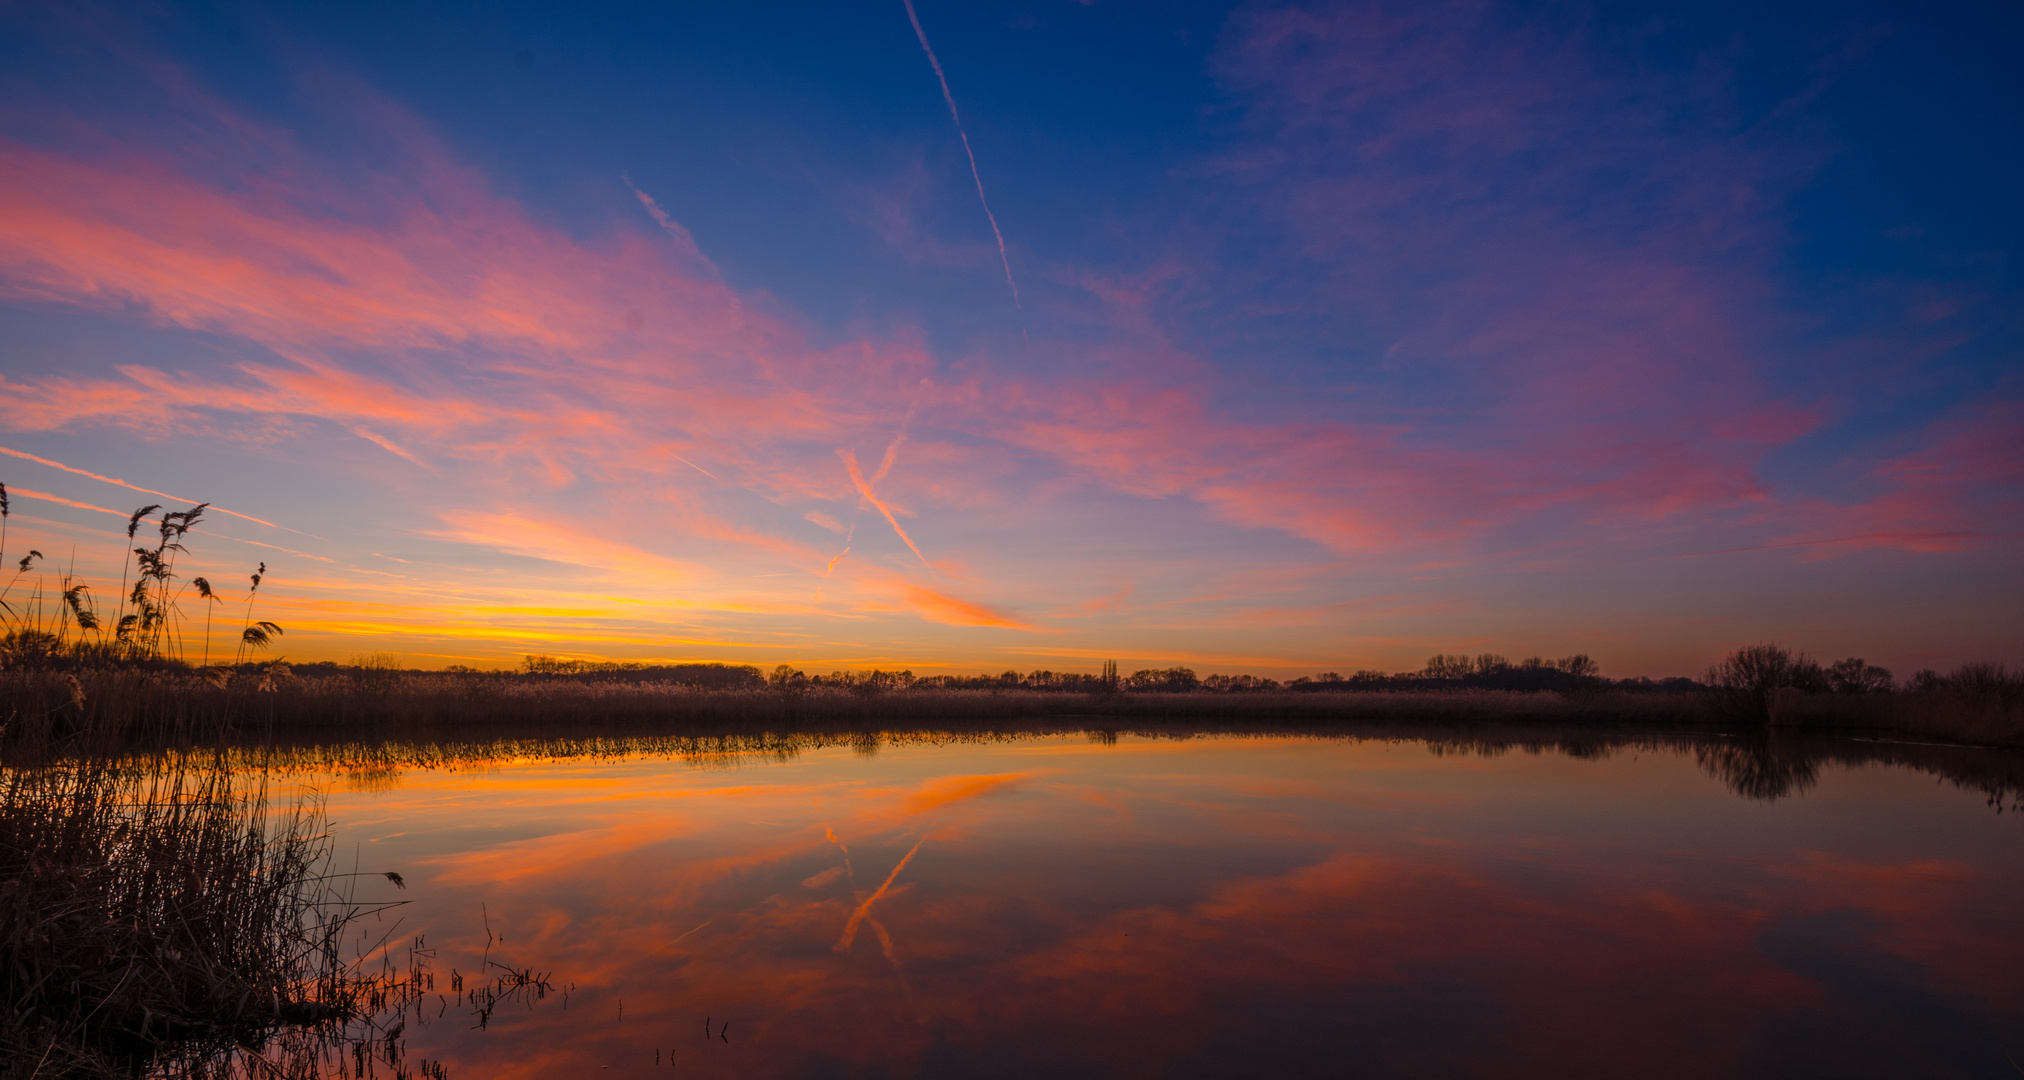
1760,400 -> 2024,557
0,29 -> 2013,667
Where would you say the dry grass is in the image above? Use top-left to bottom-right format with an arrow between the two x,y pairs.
0,758 -> 429,1079
0,668 -> 1712,753
4,664 -> 2020,762
1769,687 -> 2024,747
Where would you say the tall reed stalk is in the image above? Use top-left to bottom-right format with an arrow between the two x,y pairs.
194,576 -> 218,669
0,484 -> 278,670
110,504 -> 159,657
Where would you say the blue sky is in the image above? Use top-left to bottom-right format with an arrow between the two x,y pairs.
0,0 -> 2016,675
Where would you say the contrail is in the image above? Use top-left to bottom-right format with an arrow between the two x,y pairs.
825,384 -> 930,580
349,426 -> 430,470
841,449 -> 929,567
8,488 -> 335,562
870,431 -> 905,486
835,834 -> 929,953
8,487 -> 120,516
623,172 -> 695,247
622,172 -> 719,277
0,444 -> 307,535
899,0 -> 1020,308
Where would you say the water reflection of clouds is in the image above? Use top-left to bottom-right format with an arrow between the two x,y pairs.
310,735 -> 2023,1079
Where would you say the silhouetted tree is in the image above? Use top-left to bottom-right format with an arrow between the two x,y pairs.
1422,654 -> 1474,680
1826,657 -> 1893,694
1125,667 -> 1198,692
1705,643 -> 1827,722
769,664 -> 810,695
1554,654 -> 1598,678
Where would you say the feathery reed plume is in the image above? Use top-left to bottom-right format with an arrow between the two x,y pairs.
0,492 -> 262,669
236,562 -> 267,665
112,504 -> 160,643
63,583 -> 98,633
140,504 -> 208,659
241,620 -> 284,653
0,548 -> 42,622
193,576 -> 218,668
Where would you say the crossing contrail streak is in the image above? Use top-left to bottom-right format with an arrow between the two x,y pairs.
0,444 -> 311,536
835,834 -> 930,953
841,449 -> 929,567
900,0 -> 1020,308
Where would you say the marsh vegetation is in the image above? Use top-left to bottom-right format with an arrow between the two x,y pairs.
2,649 -> 2016,765
0,757 -> 423,1078
0,487 -> 282,673
0,751 -> 570,1079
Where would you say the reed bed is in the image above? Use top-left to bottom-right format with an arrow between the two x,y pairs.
1766,685 -> 2024,747
0,757 -> 432,1079
1,668 -> 1716,755
4,664 -> 2018,766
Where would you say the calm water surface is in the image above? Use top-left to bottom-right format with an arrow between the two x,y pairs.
305,733 -> 2023,1078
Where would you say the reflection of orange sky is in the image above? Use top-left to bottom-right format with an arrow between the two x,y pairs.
309,736 -> 2024,1079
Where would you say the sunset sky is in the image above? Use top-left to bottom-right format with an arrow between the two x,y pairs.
0,0 -> 2017,676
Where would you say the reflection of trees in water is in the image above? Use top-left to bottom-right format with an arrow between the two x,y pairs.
1553,737 -> 1616,761
1418,727 -> 2020,809
1692,739 -> 1820,801
1423,736 -> 1615,762
1692,734 -> 2024,809
73,720 -> 2024,817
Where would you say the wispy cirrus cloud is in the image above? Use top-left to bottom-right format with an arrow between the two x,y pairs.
0,6 -> 2013,670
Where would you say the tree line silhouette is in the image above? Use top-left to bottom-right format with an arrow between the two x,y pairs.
504,646 -> 2014,708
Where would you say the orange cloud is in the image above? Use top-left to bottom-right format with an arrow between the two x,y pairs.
900,772 -> 1029,815
892,581 -> 1030,630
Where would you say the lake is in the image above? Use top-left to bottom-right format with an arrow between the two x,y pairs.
298,729 -> 2022,1078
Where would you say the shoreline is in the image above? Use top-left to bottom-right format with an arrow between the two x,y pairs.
3,664 -> 2019,765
